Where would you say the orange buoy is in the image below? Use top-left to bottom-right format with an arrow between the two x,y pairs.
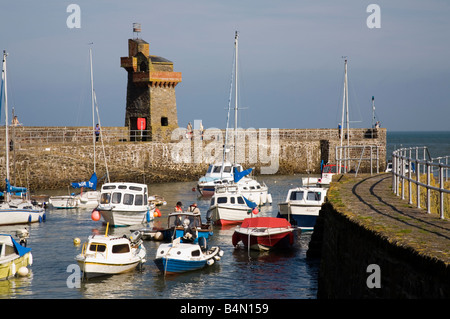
155,208 -> 161,217
91,209 -> 101,221
252,208 -> 259,215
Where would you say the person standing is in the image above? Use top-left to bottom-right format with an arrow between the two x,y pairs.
95,123 -> 100,142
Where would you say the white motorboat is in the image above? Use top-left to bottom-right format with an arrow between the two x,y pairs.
95,182 -> 155,227
206,185 -> 256,226
76,228 -> 146,278
277,186 -> 327,231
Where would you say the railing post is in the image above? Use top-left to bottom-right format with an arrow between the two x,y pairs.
427,161 -> 431,214
440,164 -> 444,219
408,156 -> 412,205
416,159 -> 420,209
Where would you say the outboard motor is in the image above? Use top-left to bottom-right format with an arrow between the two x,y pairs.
129,230 -> 143,245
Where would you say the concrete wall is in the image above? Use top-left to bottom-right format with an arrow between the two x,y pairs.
0,127 -> 386,190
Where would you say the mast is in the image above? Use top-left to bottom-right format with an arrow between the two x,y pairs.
2,51 -> 10,185
89,47 -> 96,173
339,58 -> 348,173
234,31 -> 238,166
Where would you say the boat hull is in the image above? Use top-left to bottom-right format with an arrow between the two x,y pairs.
209,205 -> 251,226
154,242 -> 221,274
76,259 -> 143,278
232,230 -> 294,251
0,252 -> 32,280
0,209 -> 46,226
278,203 -> 321,231
98,208 -> 154,227
49,195 -> 77,209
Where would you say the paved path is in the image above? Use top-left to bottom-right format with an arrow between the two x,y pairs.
334,173 -> 450,264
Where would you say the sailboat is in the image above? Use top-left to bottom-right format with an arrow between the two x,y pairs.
196,31 -> 271,206
0,50 -> 45,225
49,48 -> 107,209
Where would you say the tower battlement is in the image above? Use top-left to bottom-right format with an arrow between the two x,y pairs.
121,28 -> 181,141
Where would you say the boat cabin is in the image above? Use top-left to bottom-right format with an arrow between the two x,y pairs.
82,235 -> 138,259
99,183 -> 148,208
204,162 -> 243,179
286,188 -> 326,203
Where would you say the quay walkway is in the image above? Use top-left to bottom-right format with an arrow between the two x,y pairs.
332,172 -> 450,265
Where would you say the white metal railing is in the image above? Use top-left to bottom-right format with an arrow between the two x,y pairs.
335,144 -> 381,175
392,146 -> 450,220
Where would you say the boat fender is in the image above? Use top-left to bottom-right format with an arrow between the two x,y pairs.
91,210 -> 101,221
146,210 -> 151,222
39,215 -> 43,223
252,208 -> 259,215
154,232 -> 164,241
267,194 -> 273,204
11,262 -> 16,276
29,253 -> 33,265
42,212 -> 46,222
28,215 -> 32,223
207,259 -> 214,266
17,267 -> 29,277
214,255 -> 221,261
218,250 -> 224,257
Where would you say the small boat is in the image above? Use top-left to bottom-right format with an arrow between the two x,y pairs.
317,164 -> 345,187
232,217 -> 297,251
154,215 -> 223,275
206,185 -> 257,226
49,174 -> 100,209
133,208 -> 212,242
277,186 -> 327,231
95,182 -> 155,227
0,232 -> 33,280
75,226 -> 146,278
196,161 -> 237,196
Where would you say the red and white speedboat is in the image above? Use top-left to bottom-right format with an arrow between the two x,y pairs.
232,217 -> 297,251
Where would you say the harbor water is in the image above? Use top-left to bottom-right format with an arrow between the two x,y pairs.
0,174 -> 320,299
1,130 -> 448,299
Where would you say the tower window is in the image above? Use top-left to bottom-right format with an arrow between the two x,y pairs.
161,117 -> 168,126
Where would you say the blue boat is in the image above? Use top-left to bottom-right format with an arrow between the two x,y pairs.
154,216 -> 223,275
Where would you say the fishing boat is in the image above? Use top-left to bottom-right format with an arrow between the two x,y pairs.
206,184 -> 257,226
95,182 -> 155,227
0,232 -> 33,280
133,207 -> 212,242
0,51 -> 45,225
75,226 -> 146,278
154,216 -> 223,275
277,186 -> 327,231
232,217 -> 297,251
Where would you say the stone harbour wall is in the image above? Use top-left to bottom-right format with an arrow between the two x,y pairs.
0,127 -> 386,190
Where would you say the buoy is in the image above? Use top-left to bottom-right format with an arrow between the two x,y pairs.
153,211 -> 158,218
252,207 -> 259,215
155,208 -> 161,217
73,238 -> 81,246
17,267 -> 29,277
192,187 -> 196,192
91,210 -> 101,221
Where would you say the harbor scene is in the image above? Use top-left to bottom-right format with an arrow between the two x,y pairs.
1,0 -> 450,307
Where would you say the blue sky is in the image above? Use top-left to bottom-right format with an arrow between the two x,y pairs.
1,0 -> 449,131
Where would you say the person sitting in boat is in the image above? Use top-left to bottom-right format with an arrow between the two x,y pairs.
175,201 -> 183,212
187,203 -> 200,214
182,216 -> 197,242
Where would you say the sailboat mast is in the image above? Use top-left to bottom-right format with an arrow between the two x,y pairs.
345,59 -> 349,152
234,31 -> 238,166
2,51 -> 10,183
89,47 -> 96,173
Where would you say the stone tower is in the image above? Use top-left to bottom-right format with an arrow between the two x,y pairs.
120,27 -> 181,141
